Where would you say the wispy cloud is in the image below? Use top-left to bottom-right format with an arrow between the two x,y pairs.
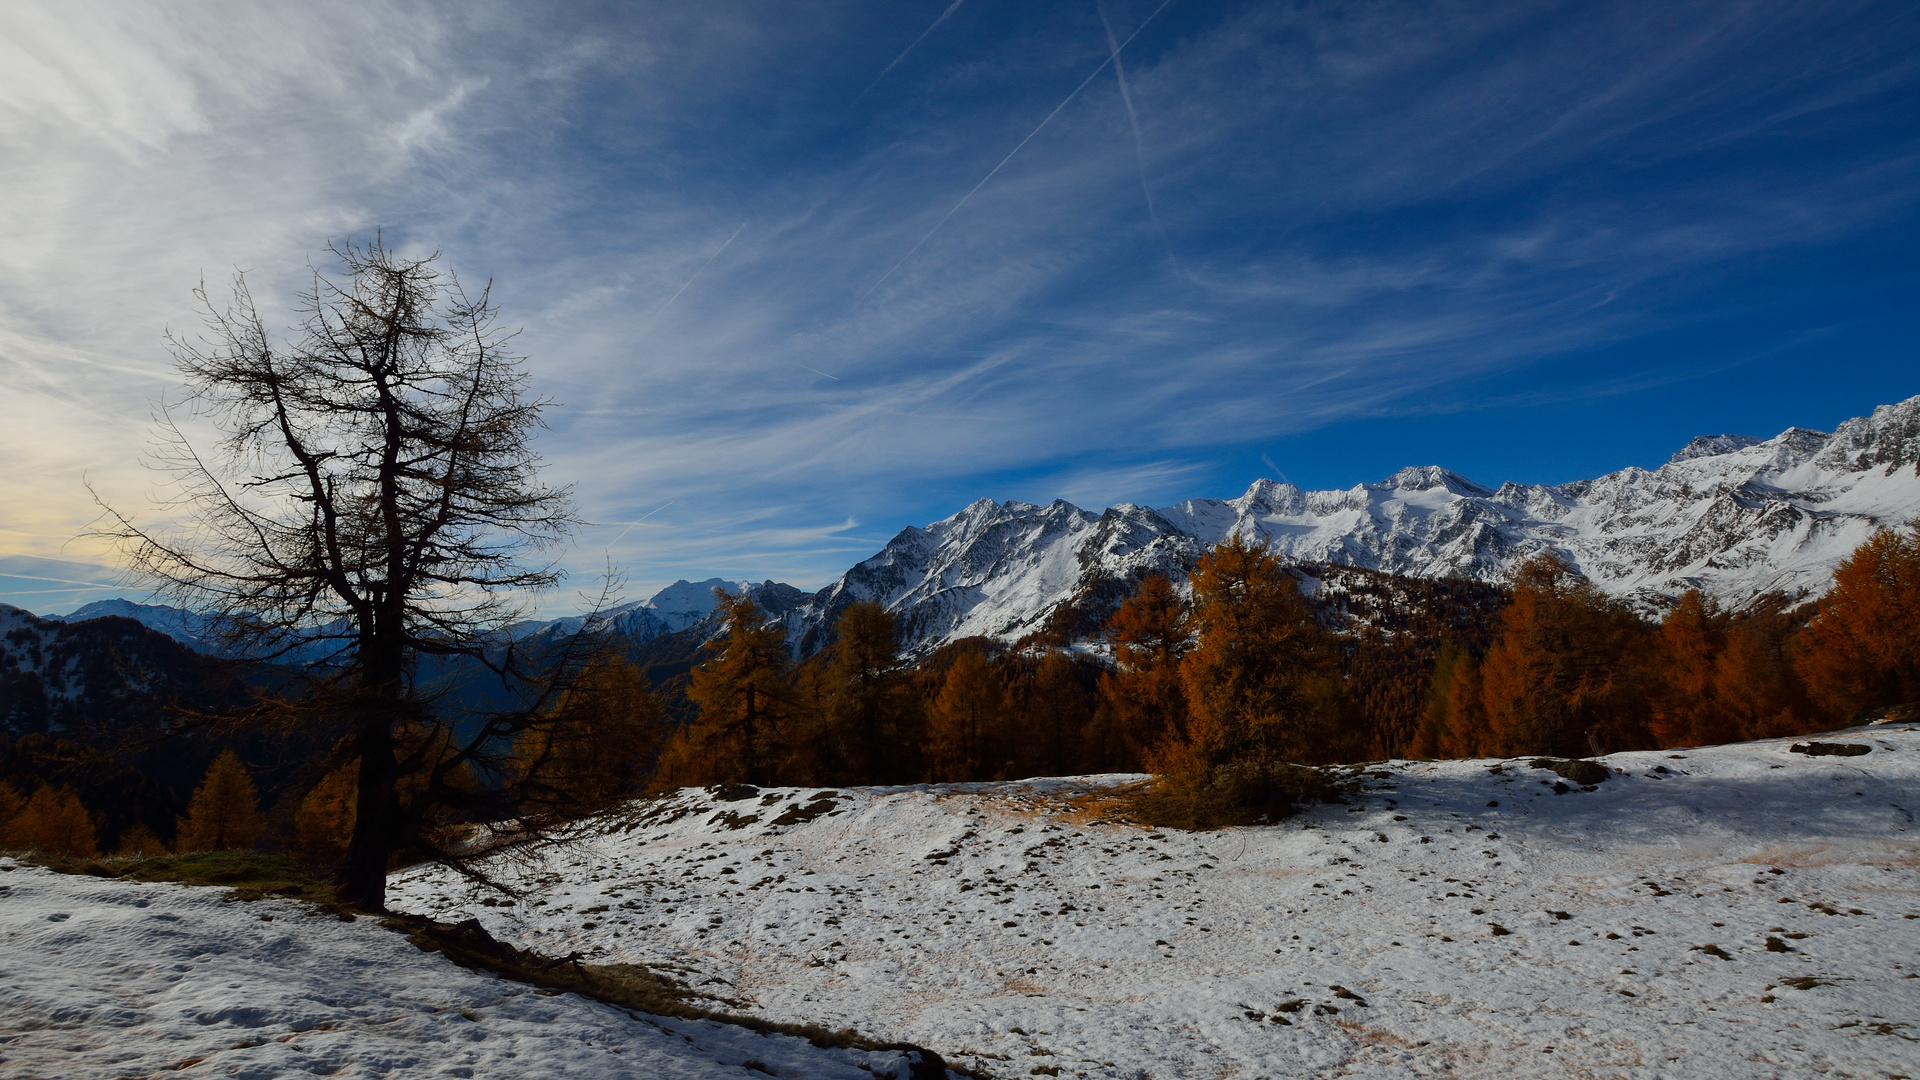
1,0 -> 1913,613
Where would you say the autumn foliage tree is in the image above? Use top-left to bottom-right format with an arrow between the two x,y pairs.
925,650 -> 1008,781
7,784 -> 99,858
1794,523 -> 1920,720
823,602 -> 919,783
1099,574 -> 1191,768
1478,554 -> 1653,757
659,589 -> 798,787
175,749 -> 265,852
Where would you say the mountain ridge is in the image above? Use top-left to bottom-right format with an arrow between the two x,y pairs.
28,395 -> 1920,663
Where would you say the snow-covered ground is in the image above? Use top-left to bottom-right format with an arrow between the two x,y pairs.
390,725 -> 1920,1079
0,863 -> 945,1079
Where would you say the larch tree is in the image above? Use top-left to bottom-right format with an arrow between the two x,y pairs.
97,240 -> 612,910
926,650 -> 1007,781
1174,535 -> 1344,772
1478,553 -> 1652,757
1794,524 -> 1920,720
10,786 -> 98,858
1099,573 -> 1192,767
175,749 -> 265,852
673,589 -> 797,786
826,601 -> 917,783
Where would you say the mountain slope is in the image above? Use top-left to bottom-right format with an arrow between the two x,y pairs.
780,394 -> 1920,657
390,722 -> 1920,1080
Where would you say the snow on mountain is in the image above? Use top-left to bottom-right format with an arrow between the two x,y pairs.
781,395 -> 1920,657
390,723 -> 1920,1080
0,860 -> 950,1079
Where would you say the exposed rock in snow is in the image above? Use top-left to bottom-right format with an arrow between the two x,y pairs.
391,724 -> 1920,1080
775,394 -> 1920,656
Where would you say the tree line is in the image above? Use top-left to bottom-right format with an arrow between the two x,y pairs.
8,242 -> 1912,904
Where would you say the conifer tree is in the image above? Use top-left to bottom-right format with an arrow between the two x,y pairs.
1099,574 -> 1191,767
1715,597 -> 1820,739
1020,651 -> 1091,778
826,601 -> 917,783
1794,524 -> 1920,719
1176,535 -> 1345,769
176,750 -> 264,852
1479,553 -> 1653,756
115,822 -> 169,856
1648,590 -> 1734,748
507,656 -> 665,822
926,650 -> 1007,781
296,762 -> 359,861
672,589 -> 796,785
11,785 -> 99,858
0,781 -> 22,849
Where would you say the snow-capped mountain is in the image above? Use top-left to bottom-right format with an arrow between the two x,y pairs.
25,398 -> 1920,665
778,395 -> 1920,657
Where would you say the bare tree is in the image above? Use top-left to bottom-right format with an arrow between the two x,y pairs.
96,239 -> 620,910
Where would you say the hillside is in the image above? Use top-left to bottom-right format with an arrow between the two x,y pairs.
0,859 -> 948,1079
390,723 -> 1920,1079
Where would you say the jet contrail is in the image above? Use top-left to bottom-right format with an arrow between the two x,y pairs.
1098,0 -> 1183,276
858,0 -> 1176,305
606,501 -> 675,549
655,221 -> 748,315
861,0 -> 969,96
801,366 -> 842,381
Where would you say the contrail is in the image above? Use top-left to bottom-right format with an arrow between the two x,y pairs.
1098,0 -> 1183,276
801,365 -> 842,381
607,501 -> 675,549
655,220 -> 748,315
860,0 -> 969,96
857,0 -> 1176,305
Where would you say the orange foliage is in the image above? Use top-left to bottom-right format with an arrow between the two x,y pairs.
1794,524 -> 1920,720
1479,554 -> 1653,757
1099,574 -> 1191,767
9,785 -> 98,857
175,750 -> 264,852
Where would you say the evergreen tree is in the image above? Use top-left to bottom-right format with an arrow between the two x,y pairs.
11,785 -> 98,858
1795,524 -> 1920,720
926,650 -> 1007,781
176,750 -> 264,852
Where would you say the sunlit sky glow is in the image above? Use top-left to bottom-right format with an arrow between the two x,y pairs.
1,1 -> 1915,615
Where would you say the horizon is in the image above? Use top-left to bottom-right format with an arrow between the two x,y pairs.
2,1 -> 1915,615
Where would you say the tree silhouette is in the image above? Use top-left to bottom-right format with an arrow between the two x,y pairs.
97,240 -> 600,910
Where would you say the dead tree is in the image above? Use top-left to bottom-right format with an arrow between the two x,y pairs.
97,239 -> 631,910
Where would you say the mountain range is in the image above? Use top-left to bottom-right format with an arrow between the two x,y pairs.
36,394 -> 1920,662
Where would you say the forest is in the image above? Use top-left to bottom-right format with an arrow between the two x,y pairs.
5,521 -> 1917,857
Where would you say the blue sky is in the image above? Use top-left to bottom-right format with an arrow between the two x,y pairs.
0,0 -> 1915,614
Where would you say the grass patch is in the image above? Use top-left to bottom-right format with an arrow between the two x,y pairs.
1123,762 -> 1349,830
19,850 -> 347,911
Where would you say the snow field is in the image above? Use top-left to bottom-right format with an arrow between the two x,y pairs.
0,861 -> 945,1079
391,725 -> 1920,1079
